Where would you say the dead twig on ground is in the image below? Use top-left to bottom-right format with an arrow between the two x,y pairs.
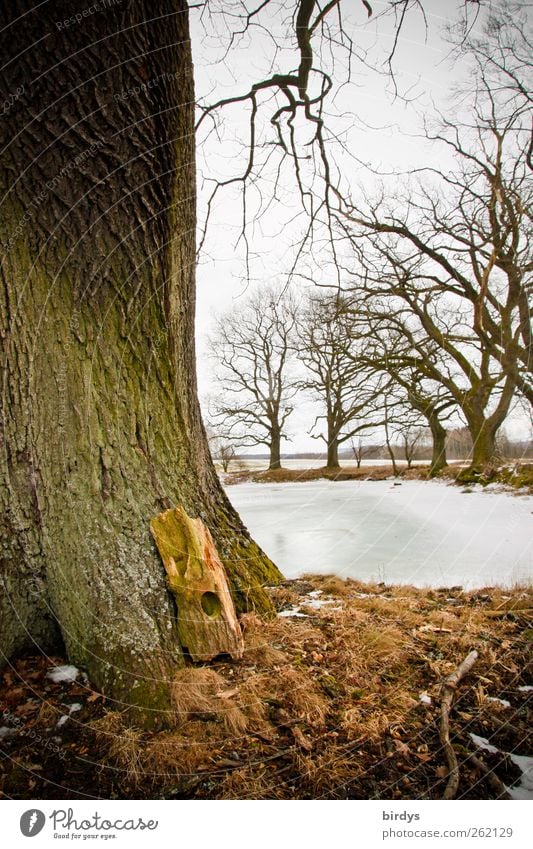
468,753 -> 512,800
440,650 -> 479,799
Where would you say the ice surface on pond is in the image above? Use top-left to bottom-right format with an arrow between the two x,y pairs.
227,479 -> 533,589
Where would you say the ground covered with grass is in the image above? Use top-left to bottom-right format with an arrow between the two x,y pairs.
1,576 -> 531,800
223,462 -> 533,493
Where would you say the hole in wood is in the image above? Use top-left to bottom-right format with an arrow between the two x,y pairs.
201,591 -> 221,619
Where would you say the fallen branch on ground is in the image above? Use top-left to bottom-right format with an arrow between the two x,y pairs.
440,650 -> 479,799
468,753 -> 512,800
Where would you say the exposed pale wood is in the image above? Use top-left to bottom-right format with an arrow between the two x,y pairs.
151,507 -> 244,662
439,649 -> 479,800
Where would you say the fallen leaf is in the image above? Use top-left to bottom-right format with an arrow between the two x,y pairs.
393,739 -> 410,756
86,693 -> 101,703
292,726 -> 313,752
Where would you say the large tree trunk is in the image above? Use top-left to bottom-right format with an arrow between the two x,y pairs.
463,380 -> 514,473
467,421 -> 499,470
428,418 -> 447,477
269,428 -> 282,470
0,0 -> 281,723
326,439 -> 340,469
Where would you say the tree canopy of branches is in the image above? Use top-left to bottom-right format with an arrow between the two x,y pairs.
195,0 -> 429,279
209,287 -> 298,469
334,8 -> 532,470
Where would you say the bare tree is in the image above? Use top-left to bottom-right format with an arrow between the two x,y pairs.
333,9 -> 532,472
447,427 -> 474,462
195,1 -> 431,284
350,311 -> 458,475
383,393 -> 400,476
220,444 -> 236,473
210,287 -> 298,470
352,249 -> 515,469
0,0 -> 288,713
296,293 -> 387,468
350,436 -> 372,468
395,424 -> 427,469
206,427 -> 237,473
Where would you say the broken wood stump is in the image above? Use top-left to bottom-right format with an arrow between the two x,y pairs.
150,506 -> 244,662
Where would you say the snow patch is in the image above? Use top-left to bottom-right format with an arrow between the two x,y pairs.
56,702 -> 83,728
470,733 -> 533,800
507,755 -> 533,800
0,726 -> 17,739
518,685 -> 533,693
487,696 -> 511,708
303,593 -> 339,610
278,607 -> 308,618
469,733 -> 499,754
47,665 -> 79,684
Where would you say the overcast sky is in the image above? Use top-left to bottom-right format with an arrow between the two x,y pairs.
188,1 -> 531,452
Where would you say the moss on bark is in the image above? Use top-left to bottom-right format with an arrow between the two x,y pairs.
0,0 -> 282,721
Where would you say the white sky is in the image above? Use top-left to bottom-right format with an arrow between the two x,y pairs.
189,1 -> 532,452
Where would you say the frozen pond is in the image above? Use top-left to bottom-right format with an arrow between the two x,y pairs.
227,479 -> 533,589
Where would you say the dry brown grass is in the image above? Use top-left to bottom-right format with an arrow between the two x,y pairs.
144,722 -> 222,776
224,464 -> 405,485
218,766 -> 283,799
171,668 -> 226,719
171,666 -> 267,736
36,700 -> 60,727
316,576 -> 351,596
90,713 -> 145,784
224,461 -> 533,492
90,710 -> 124,738
240,613 -> 289,666
241,610 -> 325,661
89,575 -> 532,799
240,665 -> 328,728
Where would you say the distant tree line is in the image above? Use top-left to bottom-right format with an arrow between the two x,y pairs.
207,284 -> 531,475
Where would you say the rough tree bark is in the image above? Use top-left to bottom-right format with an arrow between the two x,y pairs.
269,426 -> 282,471
0,0 -> 281,723
428,417 -> 447,477
326,436 -> 340,469
465,417 -> 500,471
461,376 -> 515,472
